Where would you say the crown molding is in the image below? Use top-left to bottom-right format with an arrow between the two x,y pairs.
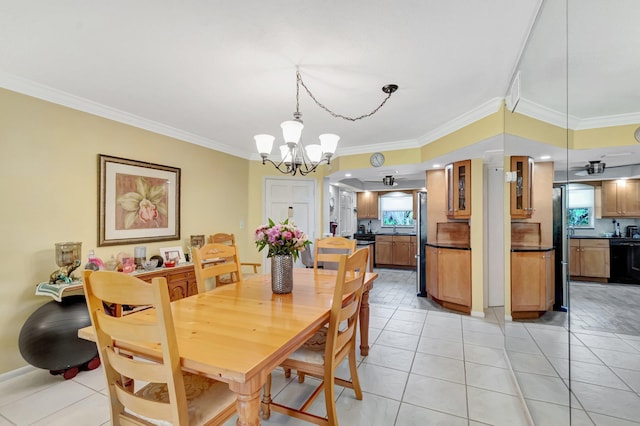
575,111 -> 640,130
336,138 -> 421,157
419,97 -> 504,145
515,98 -> 580,129
0,71 -> 250,159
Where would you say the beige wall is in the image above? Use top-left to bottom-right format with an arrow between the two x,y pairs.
0,89 -> 250,373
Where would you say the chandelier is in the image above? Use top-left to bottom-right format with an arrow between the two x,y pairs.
255,71 -> 398,176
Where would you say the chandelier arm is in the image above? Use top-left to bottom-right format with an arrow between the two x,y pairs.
296,71 -> 395,122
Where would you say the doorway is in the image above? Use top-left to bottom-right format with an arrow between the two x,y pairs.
486,166 -> 505,307
264,178 -> 316,269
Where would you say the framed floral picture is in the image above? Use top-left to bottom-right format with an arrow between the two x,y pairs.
99,155 -> 181,246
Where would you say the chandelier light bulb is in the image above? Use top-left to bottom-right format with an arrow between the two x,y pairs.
305,144 -> 323,163
280,120 -> 304,144
279,145 -> 293,164
319,133 -> 339,155
254,134 -> 275,155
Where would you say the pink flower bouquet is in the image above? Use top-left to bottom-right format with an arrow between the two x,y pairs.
254,218 -> 311,261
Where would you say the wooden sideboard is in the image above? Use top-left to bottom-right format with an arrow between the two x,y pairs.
133,264 -> 198,301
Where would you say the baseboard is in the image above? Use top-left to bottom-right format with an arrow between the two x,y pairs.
470,310 -> 485,318
0,364 -> 37,383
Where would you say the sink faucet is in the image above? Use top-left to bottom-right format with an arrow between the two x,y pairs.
568,226 -> 575,237
393,224 -> 397,233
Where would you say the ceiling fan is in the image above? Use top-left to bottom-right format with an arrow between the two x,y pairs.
572,160 -> 606,176
362,174 -> 409,186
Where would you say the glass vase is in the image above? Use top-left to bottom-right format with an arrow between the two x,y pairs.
271,254 -> 293,294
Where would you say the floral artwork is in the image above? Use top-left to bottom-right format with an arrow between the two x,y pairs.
99,155 -> 180,246
115,174 -> 168,230
255,218 -> 311,261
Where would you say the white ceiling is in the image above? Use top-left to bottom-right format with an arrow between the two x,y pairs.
1,1 -> 639,188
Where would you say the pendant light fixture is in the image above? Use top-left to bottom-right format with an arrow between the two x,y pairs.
255,71 -> 398,176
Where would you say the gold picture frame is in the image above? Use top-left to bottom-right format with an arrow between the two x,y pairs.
99,155 -> 181,246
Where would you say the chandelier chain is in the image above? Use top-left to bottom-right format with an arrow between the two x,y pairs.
296,71 -> 394,122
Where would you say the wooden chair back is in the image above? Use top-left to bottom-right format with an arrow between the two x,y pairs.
262,248 -> 369,425
209,233 -> 235,245
192,243 -> 242,293
326,248 -> 369,369
83,270 -> 191,425
313,236 -> 356,270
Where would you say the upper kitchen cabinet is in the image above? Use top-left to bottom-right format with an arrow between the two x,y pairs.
510,156 -> 534,219
601,180 -> 640,218
445,160 -> 471,219
356,191 -> 379,219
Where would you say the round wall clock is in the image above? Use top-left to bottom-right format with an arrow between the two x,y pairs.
370,152 -> 385,167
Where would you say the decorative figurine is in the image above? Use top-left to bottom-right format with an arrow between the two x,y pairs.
49,242 -> 82,284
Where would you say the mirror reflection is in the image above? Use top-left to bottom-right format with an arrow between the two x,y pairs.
506,0 -> 640,423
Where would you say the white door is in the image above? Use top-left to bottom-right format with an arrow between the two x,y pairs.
264,178 -> 316,269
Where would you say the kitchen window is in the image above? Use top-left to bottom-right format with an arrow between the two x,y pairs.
567,183 -> 595,228
380,192 -> 414,227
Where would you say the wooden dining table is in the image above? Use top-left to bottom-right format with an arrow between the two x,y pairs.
78,268 -> 377,426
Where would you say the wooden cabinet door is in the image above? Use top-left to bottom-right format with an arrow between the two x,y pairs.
392,236 -> 411,266
168,282 -> 188,301
511,251 -> 545,311
426,246 -> 439,298
438,248 -> 471,306
621,180 -> 640,217
601,181 -> 620,217
569,239 -> 581,276
453,161 -> 471,219
375,237 -> 393,265
357,191 -> 378,219
510,156 -> 534,219
579,240 -> 610,278
545,251 -> 555,310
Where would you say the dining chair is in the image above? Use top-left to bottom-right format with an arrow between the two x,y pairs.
192,243 -> 243,293
261,248 -> 369,425
313,236 -> 357,270
209,233 -> 261,285
82,270 -> 236,425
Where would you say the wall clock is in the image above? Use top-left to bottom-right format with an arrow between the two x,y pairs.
370,152 -> 385,167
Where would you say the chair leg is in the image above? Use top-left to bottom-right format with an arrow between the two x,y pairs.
324,370 -> 338,426
261,373 -> 272,420
298,371 -> 305,383
284,367 -> 291,378
348,347 -> 363,400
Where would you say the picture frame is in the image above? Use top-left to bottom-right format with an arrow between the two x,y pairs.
159,246 -> 186,264
190,234 -> 205,248
99,155 -> 181,246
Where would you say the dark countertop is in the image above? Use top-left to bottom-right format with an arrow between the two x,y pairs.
571,236 -> 640,243
511,245 -> 554,252
373,233 -> 417,236
426,242 -> 470,250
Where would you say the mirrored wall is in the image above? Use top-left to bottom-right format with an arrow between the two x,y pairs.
506,0 -> 640,423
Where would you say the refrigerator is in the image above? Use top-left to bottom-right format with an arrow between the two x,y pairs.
415,191 -> 428,296
552,185 -> 568,311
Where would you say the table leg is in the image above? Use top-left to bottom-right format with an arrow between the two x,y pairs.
231,382 -> 262,426
260,374 -> 272,420
359,287 -> 371,356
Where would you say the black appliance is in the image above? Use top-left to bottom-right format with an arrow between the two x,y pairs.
354,233 -> 376,267
626,225 -> 639,238
610,239 -> 640,284
415,191 -> 428,297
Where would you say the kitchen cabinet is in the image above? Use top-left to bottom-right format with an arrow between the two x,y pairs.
135,264 -> 198,301
445,160 -> 471,219
601,180 -> 640,217
569,239 -> 610,279
375,235 -> 416,267
425,245 -> 471,312
357,191 -> 379,219
510,156 -> 534,219
511,249 -> 554,318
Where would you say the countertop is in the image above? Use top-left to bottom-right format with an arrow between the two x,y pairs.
426,242 -> 470,250
571,236 -> 640,242
511,245 -> 554,252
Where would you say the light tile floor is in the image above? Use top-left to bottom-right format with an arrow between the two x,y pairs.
1,269 -> 639,425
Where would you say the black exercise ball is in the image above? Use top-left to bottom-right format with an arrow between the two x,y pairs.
19,295 -> 97,371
